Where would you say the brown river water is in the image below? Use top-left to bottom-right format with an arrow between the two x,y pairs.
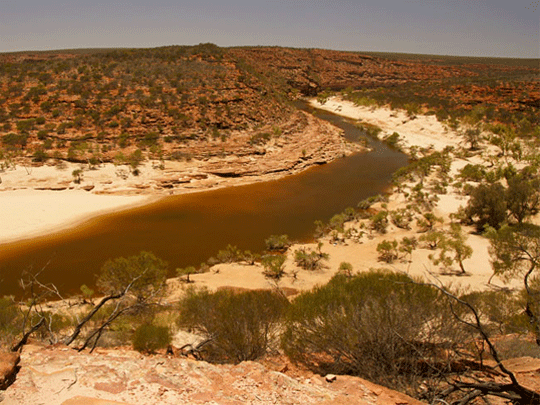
0,103 -> 407,297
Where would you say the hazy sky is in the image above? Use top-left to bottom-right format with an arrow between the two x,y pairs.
1,0 -> 538,58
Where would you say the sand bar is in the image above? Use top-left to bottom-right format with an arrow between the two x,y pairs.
0,188 -> 151,244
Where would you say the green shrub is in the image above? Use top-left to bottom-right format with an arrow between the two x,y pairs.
265,234 -> 291,251
261,254 -> 286,279
128,149 -> 144,172
132,323 -> 171,353
32,149 -> 48,162
357,194 -> 387,210
2,133 -> 28,148
386,132 -> 400,147
376,240 -> 398,263
390,208 -> 413,230
294,243 -> 328,270
0,296 -> 19,348
249,132 -> 271,145
416,213 -> 443,232
460,290 -> 526,335
337,262 -> 353,277
464,182 -> 507,232
176,266 -> 199,283
118,133 -> 130,148
97,251 -> 167,301
215,244 -> 244,263
369,211 -> 389,234
282,270 -> 463,396
141,131 -> 160,146
178,288 -> 289,363
459,164 -> 486,182
16,119 -> 35,133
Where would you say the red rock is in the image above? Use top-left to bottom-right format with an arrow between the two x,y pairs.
0,351 -> 20,390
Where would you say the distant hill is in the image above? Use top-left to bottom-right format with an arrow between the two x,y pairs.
0,44 -> 538,165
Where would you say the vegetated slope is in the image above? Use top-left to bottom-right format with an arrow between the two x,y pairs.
1,44 -> 537,168
232,47 -> 539,138
0,44 -> 300,166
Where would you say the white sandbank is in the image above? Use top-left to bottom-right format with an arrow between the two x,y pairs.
0,189 -> 150,244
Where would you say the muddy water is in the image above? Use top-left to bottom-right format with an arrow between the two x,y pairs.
0,104 -> 407,297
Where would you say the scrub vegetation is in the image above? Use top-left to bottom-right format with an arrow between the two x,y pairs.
1,46 -> 539,404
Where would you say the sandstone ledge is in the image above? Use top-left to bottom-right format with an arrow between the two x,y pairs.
3,344 -> 422,405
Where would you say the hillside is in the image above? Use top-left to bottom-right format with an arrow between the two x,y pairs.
1,45 -> 537,172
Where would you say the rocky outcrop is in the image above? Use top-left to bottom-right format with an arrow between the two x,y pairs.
3,344 -> 423,405
0,352 -> 19,390
0,110 -> 360,197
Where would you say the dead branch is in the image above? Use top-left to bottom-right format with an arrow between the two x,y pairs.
421,280 -> 540,404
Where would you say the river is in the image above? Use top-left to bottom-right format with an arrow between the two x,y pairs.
0,103 -> 407,297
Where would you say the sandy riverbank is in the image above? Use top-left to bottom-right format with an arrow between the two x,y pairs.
0,110 -> 360,244
174,96 -> 520,296
1,96 -> 518,294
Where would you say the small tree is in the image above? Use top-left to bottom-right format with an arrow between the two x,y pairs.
390,208 -> 413,230
419,230 -> 446,250
416,212 -> 443,233
72,169 -> 83,184
376,240 -> 398,263
428,224 -> 472,274
261,254 -> 286,280
128,149 -> 144,174
464,182 -> 507,232
97,251 -> 167,301
463,127 -> 481,150
64,251 -> 168,351
338,262 -> 353,277
369,211 -> 389,234
294,243 -> 329,270
79,284 -> 94,304
506,172 -> 540,224
177,266 -> 198,283
215,244 -> 244,263
399,236 -> 417,262
487,224 -> 540,344
265,234 -> 291,252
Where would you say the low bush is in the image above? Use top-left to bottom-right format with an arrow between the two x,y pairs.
459,164 -> 486,182
281,270 -> 464,396
0,296 -> 20,348
459,290 -> 526,335
386,132 -> 400,147
132,323 -> 171,353
294,243 -> 329,270
2,133 -> 27,148
265,234 -> 291,251
376,240 -> 398,263
215,244 -> 245,263
178,288 -> 289,363
261,254 -> 286,280
369,211 -> 389,234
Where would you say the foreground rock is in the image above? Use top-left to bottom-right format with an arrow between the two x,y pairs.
0,352 -> 19,391
3,344 -> 422,405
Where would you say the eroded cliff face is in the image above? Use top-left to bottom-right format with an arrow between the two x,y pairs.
0,110 -> 362,195
3,46 -> 536,172
2,344 -> 423,405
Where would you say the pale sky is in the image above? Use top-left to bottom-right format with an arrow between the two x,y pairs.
1,0 -> 538,58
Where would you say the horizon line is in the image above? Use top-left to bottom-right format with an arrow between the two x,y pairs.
1,44 -> 538,61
